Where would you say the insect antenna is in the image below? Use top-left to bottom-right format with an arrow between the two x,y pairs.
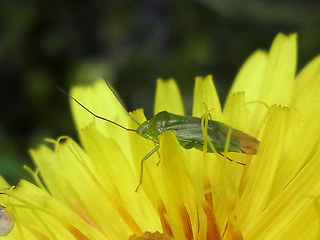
56,86 -> 137,133
103,80 -> 141,126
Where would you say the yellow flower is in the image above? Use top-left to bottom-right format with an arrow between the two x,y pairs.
1,33 -> 320,240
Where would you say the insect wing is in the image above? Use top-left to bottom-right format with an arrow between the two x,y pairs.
170,119 -> 240,153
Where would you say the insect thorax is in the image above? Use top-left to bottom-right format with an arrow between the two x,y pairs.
136,111 -> 171,142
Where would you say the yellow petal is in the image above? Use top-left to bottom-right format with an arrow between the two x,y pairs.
158,131 -> 195,239
269,57 -> 320,201
292,55 -> 320,119
237,105 -> 288,229
259,33 -> 297,106
79,124 -> 136,190
158,131 -> 192,206
31,137 -> 132,237
79,123 -> 161,233
230,50 -> 268,103
128,110 -> 162,197
229,50 -> 269,130
223,92 -> 251,134
70,79 -> 128,131
8,180 -> 108,240
244,152 -> 320,240
29,144 -> 62,198
154,78 -> 184,115
192,75 -> 222,120
70,79 -> 133,161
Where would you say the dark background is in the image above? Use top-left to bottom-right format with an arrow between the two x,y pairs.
1,0 -> 320,184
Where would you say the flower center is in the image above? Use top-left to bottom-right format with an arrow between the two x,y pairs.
129,231 -> 171,240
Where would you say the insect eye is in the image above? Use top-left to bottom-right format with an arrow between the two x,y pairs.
0,208 -> 14,236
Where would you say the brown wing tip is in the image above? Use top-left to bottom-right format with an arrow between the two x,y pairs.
239,135 -> 260,155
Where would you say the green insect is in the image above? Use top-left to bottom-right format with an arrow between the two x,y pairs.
58,87 -> 260,191
136,111 -> 259,155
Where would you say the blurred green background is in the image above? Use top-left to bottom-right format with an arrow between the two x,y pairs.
1,0 -> 320,184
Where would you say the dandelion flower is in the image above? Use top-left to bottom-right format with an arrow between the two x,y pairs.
1,33 -> 320,240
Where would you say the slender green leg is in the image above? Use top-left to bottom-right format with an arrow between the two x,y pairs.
156,150 -> 161,166
135,145 -> 160,192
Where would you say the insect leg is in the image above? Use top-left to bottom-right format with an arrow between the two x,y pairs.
135,145 -> 160,192
156,150 -> 161,166
200,113 -> 245,166
201,110 -> 218,153
217,152 -> 245,166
